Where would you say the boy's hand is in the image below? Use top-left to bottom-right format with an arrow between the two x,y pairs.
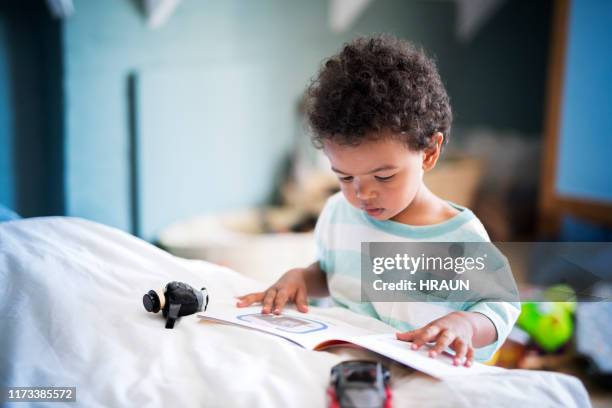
235,268 -> 309,314
396,311 -> 476,367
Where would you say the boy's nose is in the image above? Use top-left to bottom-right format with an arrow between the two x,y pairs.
355,181 -> 377,201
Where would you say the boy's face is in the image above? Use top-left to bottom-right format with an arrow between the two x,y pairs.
323,133 -> 427,221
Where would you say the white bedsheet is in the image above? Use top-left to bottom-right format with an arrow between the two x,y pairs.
0,217 -> 591,407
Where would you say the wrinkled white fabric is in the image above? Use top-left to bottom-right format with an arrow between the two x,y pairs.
0,217 -> 591,408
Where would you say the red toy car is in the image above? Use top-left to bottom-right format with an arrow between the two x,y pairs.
327,361 -> 392,408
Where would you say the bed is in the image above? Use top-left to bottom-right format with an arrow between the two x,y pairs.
0,217 -> 591,407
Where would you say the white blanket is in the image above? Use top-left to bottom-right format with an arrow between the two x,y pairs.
0,217 -> 591,407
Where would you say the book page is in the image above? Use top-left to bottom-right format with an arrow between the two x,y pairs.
198,305 -> 504,379
343,333 -> 503,379
198,305 -> 375,350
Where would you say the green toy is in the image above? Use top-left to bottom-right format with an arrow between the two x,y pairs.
517,285 -> 576,352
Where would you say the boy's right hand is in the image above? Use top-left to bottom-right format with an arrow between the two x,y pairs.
235,268 -> 309,314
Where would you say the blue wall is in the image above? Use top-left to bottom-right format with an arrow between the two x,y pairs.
0,15 -> 14,210
556,0 -> 612,203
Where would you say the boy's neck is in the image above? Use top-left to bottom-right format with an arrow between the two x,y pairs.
390,184 -> 460,226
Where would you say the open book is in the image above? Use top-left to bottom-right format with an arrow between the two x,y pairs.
198,305 -> 503,379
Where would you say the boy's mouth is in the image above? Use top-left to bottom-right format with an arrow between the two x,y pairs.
364,207 -> 384,217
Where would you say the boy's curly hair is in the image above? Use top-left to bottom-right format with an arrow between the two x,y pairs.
306,34 -> 452,151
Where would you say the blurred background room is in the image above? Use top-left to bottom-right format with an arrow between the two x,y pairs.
1,0 -> 611,403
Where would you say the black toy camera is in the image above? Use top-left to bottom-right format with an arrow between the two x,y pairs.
143,281 -> 209,329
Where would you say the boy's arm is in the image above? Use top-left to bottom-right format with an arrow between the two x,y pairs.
459,311 -> 497,348
466,301 -> 521,359
395,302 -> 520,366
302,261 -> 329,297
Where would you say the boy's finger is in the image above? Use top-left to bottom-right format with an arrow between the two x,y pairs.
429,329 -> 455,357
261,289 -> 277,314
453,340 -> 468,366
395,330 -> 417,342
412,325 -> 441,349
236,292 -> 262,301
295,288 -> 309,313
235,292 -> 263,307
422,325 -> 441,341
396,330 -> 420,349
272,289 -> 289,314
464,347 -> 474,367
397,328 -> 423,349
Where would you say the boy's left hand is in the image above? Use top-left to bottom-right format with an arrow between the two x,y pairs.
396,311 -> 475,367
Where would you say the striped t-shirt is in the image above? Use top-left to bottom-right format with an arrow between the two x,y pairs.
314,192 -> 520,361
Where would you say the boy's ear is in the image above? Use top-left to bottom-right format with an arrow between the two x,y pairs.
422,132 -> 444,172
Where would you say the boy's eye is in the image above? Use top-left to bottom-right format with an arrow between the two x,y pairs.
375,174 -> 395,181
340,176 -> 354,183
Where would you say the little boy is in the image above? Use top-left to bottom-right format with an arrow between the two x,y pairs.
237,34 -> 520,366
